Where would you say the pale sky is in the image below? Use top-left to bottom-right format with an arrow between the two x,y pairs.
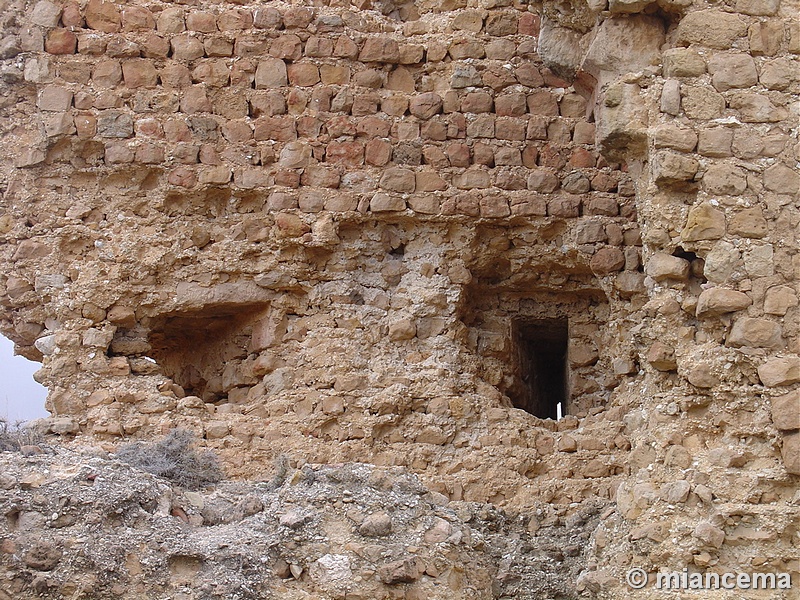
0,335 -> 49,423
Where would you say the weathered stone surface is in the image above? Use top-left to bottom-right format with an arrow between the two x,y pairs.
764,286 -> 798,316
696,288 -> 752,317
682,204 -> 725,242
675,10 -> 748,49
758,357 -> 800,387
771,391 -> 800,431
645,253 -> 690,282
727,318 -> 783,349
255,59 -> 288,89
781,431 -> 800,475
647,342 -> 677,371
708,53 -> 758,91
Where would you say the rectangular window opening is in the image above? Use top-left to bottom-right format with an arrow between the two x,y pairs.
513,319 -> 569,420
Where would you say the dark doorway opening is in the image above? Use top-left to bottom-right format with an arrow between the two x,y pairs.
513,319 -> 569,419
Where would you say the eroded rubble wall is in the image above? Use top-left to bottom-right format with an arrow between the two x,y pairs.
0,0 -> 798,596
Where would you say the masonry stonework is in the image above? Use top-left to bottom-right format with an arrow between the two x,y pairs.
0,0 -> 798,596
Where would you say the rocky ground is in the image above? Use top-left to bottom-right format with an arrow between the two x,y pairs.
0,444 -> 605,599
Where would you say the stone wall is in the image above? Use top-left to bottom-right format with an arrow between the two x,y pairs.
0,0 -> 798,596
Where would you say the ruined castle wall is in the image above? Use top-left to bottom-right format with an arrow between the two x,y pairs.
0,0 -> 798,596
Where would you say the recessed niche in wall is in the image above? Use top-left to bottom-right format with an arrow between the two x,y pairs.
512,319 -> 569,420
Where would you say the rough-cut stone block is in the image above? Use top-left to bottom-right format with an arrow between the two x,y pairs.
764,286 -> 798,316
653,151 -> 698,188
728,318 -> 783,349
37,86 -> 73,111
703,164 -> 747,195
591,247 -> 625,276
409,93 -> 442,120
326,141 -> 364,167
359,37 -> 400,63
662,48 -> 706,77
654,125 -> 697,153
85,0 -> 120,32
758,357 -> 800,387
645,253 -> 689,281
371,193 -> 406,212
122,6 -> 155,31
681,86 -> 725,120
122,60 -> 158,88
771,391 -> 800,431
708,53 -> 758,92
255,59 -> 288,89
763,163 -> 800,195
682,203 -> 725,242
45,29 -> 77,55
781,431 -> 800,475
647,341 -> 676,371
380,168 -> 415,193
675,10 -> 747,49
157,7 -> 185,33
696,288 -> 752,317
171,35 -> 204,61
548,194 -> 580,217
728,92 -> 787,123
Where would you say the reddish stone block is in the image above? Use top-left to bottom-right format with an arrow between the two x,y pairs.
569,148 -> 596,168
160,63 -> 191,88
253,7 -> 282,29
135,118 -> 163,138
142,34 -> 170,59
61,3 -> 83,27
180,87 -> 212,113
380,168 -> 416,193
482,65 -> 517,90
472,143 -> 494,166
357,116 -> 391,138
352,94 -> 380,116
319,65 -> 350,85
496,118 -> 526,141
326,140 -> 364,167
325,116 -> 356,137
288,63 -> 320,87
274,170 -> 301,188
74,114 -> 97,139
334,36 -> 359,58
105,142 -> 134,164
157,7 -> 185,34
254,116 -> 297,142
461,92 -> 493,114
527,90 -> 559,116
511,194 -> 547,216
547,194 -> 581,218
301,166 -> 340,189
269,34 -> 302,61
221,120 -> 253,143
284,7 -> 314,28
168,167 -> 197,188
445,143 -> 470,167
591,171 -> 619,192
206,37 -> 234,57
522,145 -> 539,168
171,36 -> 204,61
122,7 -> 155,31
305,37 -> 333,58
409,92 -> 443,119
135,143 -> 165,164
421,120 -> 447,141
495,168 -> 527,190
186,11 -> 217,32
585,197 -> 619,216
518,13 -> 540,36
486,12 -> 518,37
590,247 -> 625,275
415,171 -> 448,192
365,139 -> 393,166
85,0 -> 120,32
359,37 -> 401,63
250,91 -> 286,117
106,37 -> 141,59
192,60 -> 230,87
77,34 -> 106,55
45,29 -> 77,54
164,119 -> 192,142
480,195 -> 511,218
217,9 -> 252,31
495,93 -> 527,117
381,95 -> 408,117
296,116 -> 322,138
442,192 -> 480,216
539,145 -> 567,169
422,146 -> 448,169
